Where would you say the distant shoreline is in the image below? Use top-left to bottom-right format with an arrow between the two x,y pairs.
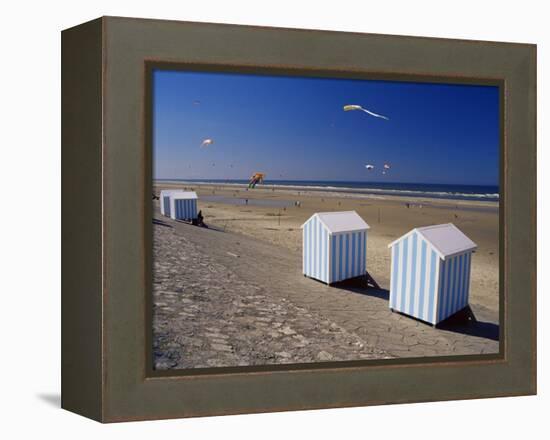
154,179 -> 499,208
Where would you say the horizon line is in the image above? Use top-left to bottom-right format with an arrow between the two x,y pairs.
154,177 -> 499,188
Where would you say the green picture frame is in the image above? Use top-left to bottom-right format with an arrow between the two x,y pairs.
62,16 -> 536,422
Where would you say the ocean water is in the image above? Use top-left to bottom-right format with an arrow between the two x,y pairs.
157,179 -> 499,202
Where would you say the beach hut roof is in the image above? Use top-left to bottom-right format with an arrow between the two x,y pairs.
388,223 -> 477,260
302,211 -> 370,234
171,191 -> 198,200
160,189 -> 191,196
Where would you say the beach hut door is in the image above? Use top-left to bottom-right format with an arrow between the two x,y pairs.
163,196 -> 171,216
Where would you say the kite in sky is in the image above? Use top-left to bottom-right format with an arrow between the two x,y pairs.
248,172 -> 265,189
365,164 -> 375,170
200,138 -> 214,148
343,104 -> 389,121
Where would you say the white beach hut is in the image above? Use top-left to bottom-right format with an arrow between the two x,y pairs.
159,189 -> 185,217
169,191 -> 199,221
388,223 -> 477,325
301,211 -> 370,285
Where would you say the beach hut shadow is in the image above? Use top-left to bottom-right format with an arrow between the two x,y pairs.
387,306 -> 499,341
153,218 -> 173,228
436,309 -> 499,341
330,276 -> 390,300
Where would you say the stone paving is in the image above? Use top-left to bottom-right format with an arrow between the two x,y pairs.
153,215 -> 499,370
153,220 -> 390,369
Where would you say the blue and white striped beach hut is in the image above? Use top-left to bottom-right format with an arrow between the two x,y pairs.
388,223 -> 477,326
301,211 -> 370,285
169,191 -> 199,221
159,189 -> 186,217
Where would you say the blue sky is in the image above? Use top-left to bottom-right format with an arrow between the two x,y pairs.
153,69 -> 499,186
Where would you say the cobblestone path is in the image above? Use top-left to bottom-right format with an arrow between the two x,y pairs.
153,221 -> 390,369
153,215 -> 499,370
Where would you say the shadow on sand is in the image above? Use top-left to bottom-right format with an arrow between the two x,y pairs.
330,276 -> 390,301
437,310 -> 499,341
153,218 -> 173,228
331,276 -> 499,342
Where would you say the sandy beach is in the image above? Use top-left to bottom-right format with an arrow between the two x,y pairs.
152,181 -> 499,369
156,181 -> 499,310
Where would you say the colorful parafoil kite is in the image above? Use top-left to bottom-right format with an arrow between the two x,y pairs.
248,172 -> 265,189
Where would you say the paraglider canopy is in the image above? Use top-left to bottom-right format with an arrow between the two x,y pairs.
343,104 -> 389,121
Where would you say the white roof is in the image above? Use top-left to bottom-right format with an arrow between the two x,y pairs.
160,189 -> 186,196
388,223 -> 477,260
302,211 -> 370,234
170,191 -> 198,200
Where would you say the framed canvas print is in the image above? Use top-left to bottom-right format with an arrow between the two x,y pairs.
62,16 -> 536,422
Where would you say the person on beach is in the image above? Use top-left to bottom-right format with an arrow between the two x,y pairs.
193,210 -> 206,228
